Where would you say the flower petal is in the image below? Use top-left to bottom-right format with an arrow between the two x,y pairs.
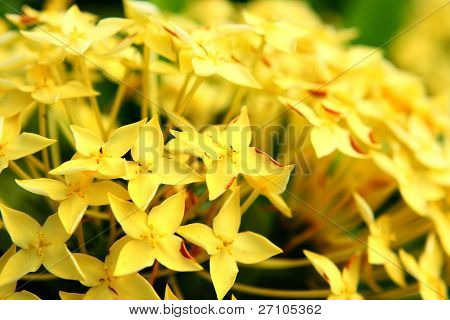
73,253 -> 104,287
155,235 -> 202,272
303,250 -> 344,295
103,119 -> 145,158
16,178 -> 69,201
42,243 -> 84,281
0,249 -> 41,286
58,194 -> 89,234
108,194 -> 150,239
0,203 -> 40,249
177,223 -> 221,255
212,188 -> 241,243
210,250 -> 238,300
113,273 -> 160,300
84,181 -> 129,206
113,238 -> 156,277
70,125 -> 104,157
128,173 -> 160,210
148,190 -> 186,237
3,133 -> 55,161
231,231 -> 282,264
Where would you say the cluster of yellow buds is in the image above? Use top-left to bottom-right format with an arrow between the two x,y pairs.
0,0 -> 448,300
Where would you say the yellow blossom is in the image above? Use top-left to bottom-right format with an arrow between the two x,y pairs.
0,204 -> 84,286
177,188 -> 282,299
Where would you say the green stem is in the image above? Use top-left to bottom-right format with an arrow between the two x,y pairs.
107,68 -> 131,135
141,45 -> 151,119
240,189 -> 259,214
38,104 -> 50,174
176,77 -> 203,115
9,161 -> 31,180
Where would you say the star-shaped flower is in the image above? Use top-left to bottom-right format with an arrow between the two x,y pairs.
399,233 -> 447,300
0,204 -> 84,286
50,119 -> 145,179
354,192 -> 405,287
177,188 -> 282,299
0,246 -> 39,300
59,237 -> 159,300
304,250 -> 363,300
125,116 -> 202,209
16,172 -> 129,234
0,115 -> 55,174
167,106 -> 285,200
108,190 -> 202,277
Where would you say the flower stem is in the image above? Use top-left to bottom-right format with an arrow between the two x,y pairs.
141,45 -> 151,119
9,161 -> 31,180
107,68 -> 131,135
176,77 -> 203,115
38,104 -> 50,174
78,57 -> 106,139
75,222 -> 87,254
149,261 -> 160,285
240,189 -> 259,214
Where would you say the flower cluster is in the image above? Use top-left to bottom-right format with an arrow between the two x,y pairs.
0,0 -> 448,300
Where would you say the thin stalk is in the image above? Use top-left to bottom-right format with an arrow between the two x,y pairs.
107,68 -> 131,135
183,191 -> 209,223
75,223 -> 87,254
141,44 -> 151,119
197,271 -> 330,298
176,77 -> 203,115
149,261 -> 160,285
38,104 -> 50,174
78,57 -> 106,139
240,189 -> 259,214
9,161 -> 31,180
48,108 -> 61,168
22,273 -> 58,281
173,73 -> 192,112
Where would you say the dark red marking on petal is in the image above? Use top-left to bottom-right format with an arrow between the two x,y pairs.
231,54 -> 242,64
180,240 -> 195,260
163,26 -> 179,39
254,147 -> 284,167
262,56 -> 272,68
225,176 -> 236,190
226,114 -> 240,128
108,286 -> 119,295
308,88 -> 327,98
286,103 -> 303,117
369,131 -> 377,144
345,254 -> 358,269
350,136 -> 366,155
322,273 -> 330,283
321,103 -> 341,116
20,15 -> 37,25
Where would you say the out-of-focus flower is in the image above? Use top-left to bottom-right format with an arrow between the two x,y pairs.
0,115 -> 55,174
399,233 -> 447,300
177,189 -> 282,299
353,192 -> 405,287
304,250 -> 363,300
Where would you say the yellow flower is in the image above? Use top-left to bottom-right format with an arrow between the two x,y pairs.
304,250 -> 363,300
244,164 -> 294,217
167,106 -> 285,200
108,190 -> 202,277
21,5 -> 133,55
399,233 -> 447,300
178,28 -> 262,88
428,205 -> 450,256
16,66 -> 99,105
50,119 -> 145,178
0,204 -> 84,286
353,192 -> 405,287
177,188 -> 282,299
243,11 -> 307,54
0,246 -> 39,300
372,149 -> 444,216
125,116 -> 202,209
60,238 -> 160,300
16,172 -> 129,234
0,115 -> 55,174
280,98 -> 371,159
